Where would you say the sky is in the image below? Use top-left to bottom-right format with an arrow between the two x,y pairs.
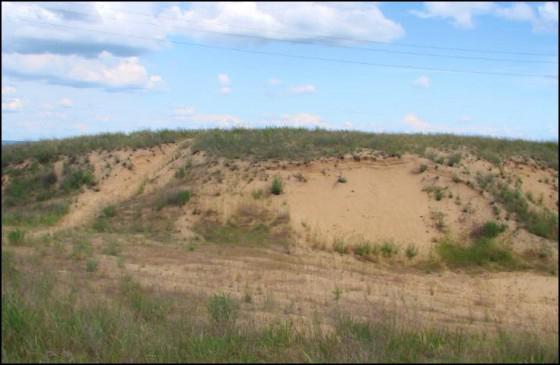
1,2 -> 558,141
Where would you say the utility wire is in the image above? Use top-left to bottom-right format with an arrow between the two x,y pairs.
31,7 -> 558,64
16,18 -> 559,80
56,6 -> 558,57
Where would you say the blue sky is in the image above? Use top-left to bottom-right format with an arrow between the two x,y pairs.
2,2 -> 558,141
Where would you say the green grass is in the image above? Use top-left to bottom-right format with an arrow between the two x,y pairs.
333,239 -> 349,255
353,242 -> 373,257
2,258 -> 557,363
7,230 -> 25,245
192,128 -> 558,170
86,258 -> 98,272
474,221 -> 507,239
2,200 -> 69,227
476,175 -> 558,240
271,176 -> 283,195
380,241 -> 399,258
436,237 -> 522,270
196,222 -> 272,246
405,244 -> 418,259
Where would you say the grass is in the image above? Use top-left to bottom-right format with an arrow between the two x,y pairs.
192,128 -> 558,170
102,240 -> 121,256
337,176 -> 348,183
271,176 -> 283,195
2,200 -> 70,227
472,220 -> 507,239
476,174 -> 558,240
405,244 -> 418,259
7,230 -> 25,245
436,237 -> 522,270
86,258 -> 98,272
156,190 -> 191,210
380,241 -> 399,258
196,222 -> 272,247
2,256 -> 557,363
423,185 -> 446,201
333,239 -> 349,254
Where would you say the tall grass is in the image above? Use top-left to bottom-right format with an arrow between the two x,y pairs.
2,256 -> 557,363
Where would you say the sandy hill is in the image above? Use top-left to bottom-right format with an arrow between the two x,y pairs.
2,128 -> 558,362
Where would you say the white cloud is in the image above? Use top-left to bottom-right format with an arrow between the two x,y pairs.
174,106 -> 244,128
218,73 -> 231,94
412,75 -> 431,88
460,115 -> 473,122
267,78 -> 282,86
403,113 -> 430,131
268,113 -> 328,128
1,86 -> 17,95
289,84 -> 316,94
59,98 -> 73,107
344,121 -> 354,129
2,98 -> 24,112
3,52 -> 162,91
412,2 -> 559,32
411,2 -> 495,29
161,3 -> 404,44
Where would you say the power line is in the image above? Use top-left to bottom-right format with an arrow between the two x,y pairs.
16,18 -> 559,80
31,7 -> 558,65
68,6 -> 558,57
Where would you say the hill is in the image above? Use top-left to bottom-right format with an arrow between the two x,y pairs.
2,128 -> 558,362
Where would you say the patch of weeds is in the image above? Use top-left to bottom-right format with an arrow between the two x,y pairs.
102,240 -> 121,256
526,191 -> 535,203
86,258 -> 98,272
423,185 -> 446,201
337,176 -> 348,183
446,152 -> 462,167
430,211 -> 447,232
271,176 -> 283,195
207,293 -> 238,331
380,241 -> 398,258
71,240 -> 93,260
436,237 -> 521,270
353,242 -> 373,257
251,189 -> 264,200
472,221 -> 507,239
156,190 -> 191,210
8,230 -> 25,245
333,287 -> 343,302
243,292 -> 252,303
452,174 -> 461,183
102,205 -> 117,218
405,244 -> 418,259
175,167 -> 186,179
417,164 -> 428,174
333,239 -> 348,255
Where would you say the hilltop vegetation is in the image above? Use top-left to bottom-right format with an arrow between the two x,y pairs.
3,128 -> 558,169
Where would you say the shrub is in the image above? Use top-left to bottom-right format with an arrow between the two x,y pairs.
353,242 -> 372,257
271,176 -> 283,195
156,190 -> 191,210
251,189 -> 264,199
333,239 -> 348,254
333,287 -> 343,302
405,244 -> 418,259
418,164 -> 428,173
380,241 -> 398,257
102,240 -> 121,256
175,167 -> 186,179
337,176 -> 348,183
447,152 -> 462,167
474,221 -> 507,239
86,258 -> 98,272
102,205 -> 117,218
436,237 -> 520,270
8,230 -> 25,245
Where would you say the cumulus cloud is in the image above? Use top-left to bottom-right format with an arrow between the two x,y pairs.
160,2 -> 404,45
3,51 -> 162,91
2,98 -> 24,112
411,2 -> 494,29
59,98 -> 73,107
1,86 -> 17,95
412,75 -> 431,88
412,2 -> 559,32
218,73 -> 231,94
289,84 -> 316,94
403,113 -> 430,131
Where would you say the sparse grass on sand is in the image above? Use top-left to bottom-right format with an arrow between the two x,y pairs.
2,250 -> 557,363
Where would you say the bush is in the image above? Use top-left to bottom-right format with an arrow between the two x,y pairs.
380,241 -> 398,257
475,221 -> 507,239
156,190 -> 191,210
353,242 -> 372,257
418,164 -> 428,173
405,244 -> 418,259
447,152 -> 462,167
333,239 -> 348,254
271,176 -> 283,195
437,237 -> 521,270
102,205 -> 117,218
337,176 -> 348,183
